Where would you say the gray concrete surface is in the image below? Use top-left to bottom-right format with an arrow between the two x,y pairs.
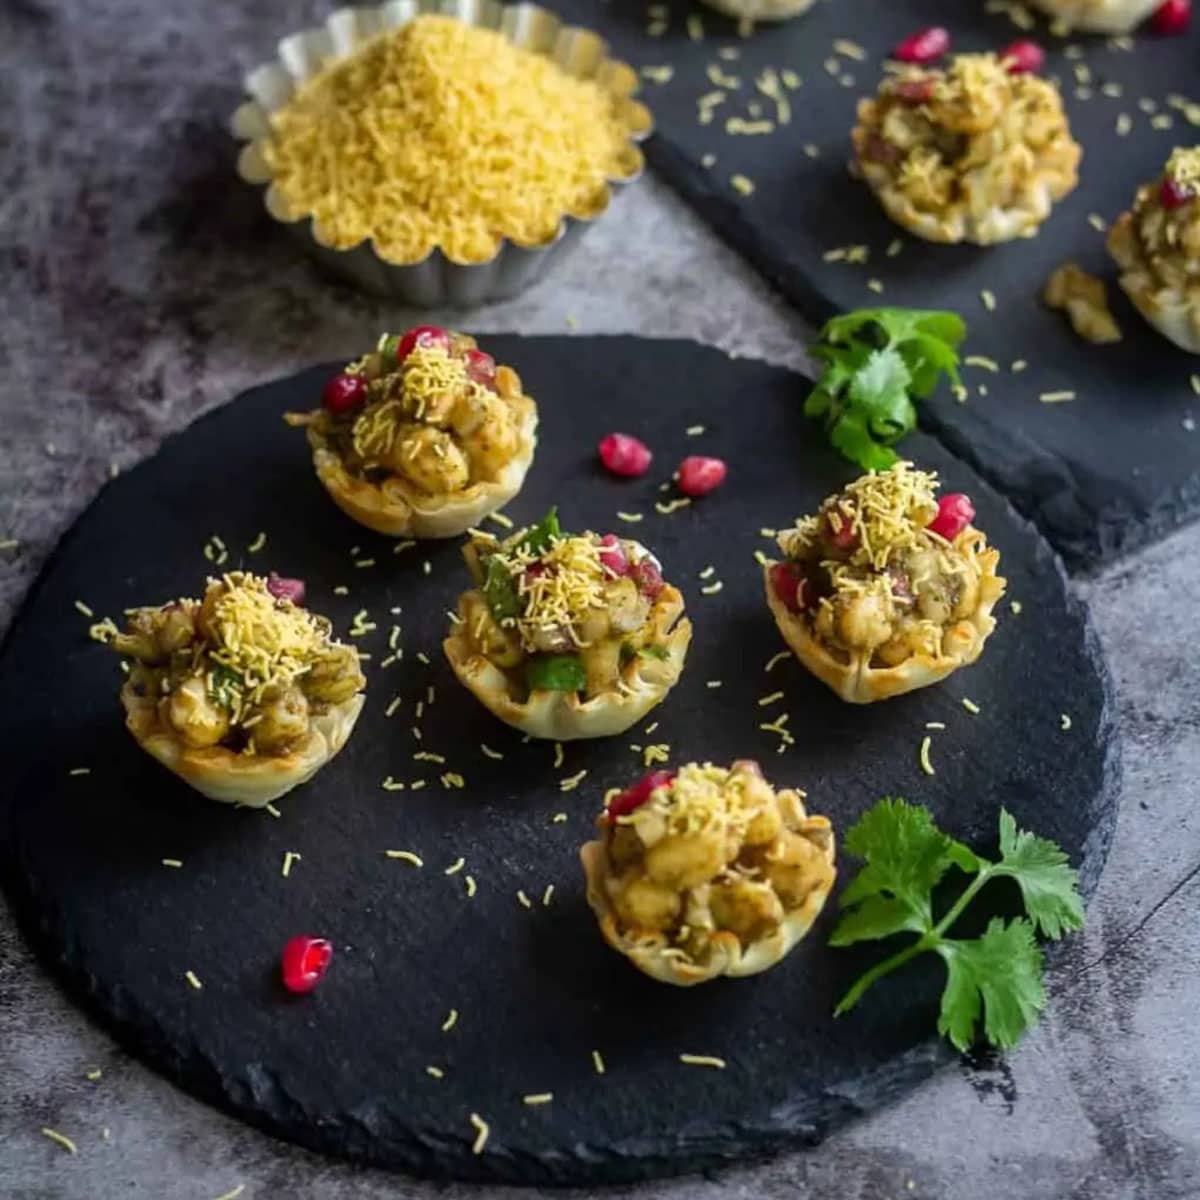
2,2 -> 1198,1196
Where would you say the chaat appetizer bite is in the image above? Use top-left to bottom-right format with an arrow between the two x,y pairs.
443,509 -> 691,741
764,463 -> 1006,704
1028,0 -> 1163,32
698,0 -> 818,23
1108,147 -> 1200,353
851,52 -> 1081,245
286,326 -> 538,538
580,761 -> 836,986
109,571 -> 365,805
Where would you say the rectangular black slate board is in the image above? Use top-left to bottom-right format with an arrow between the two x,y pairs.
552,0 -> 1200,570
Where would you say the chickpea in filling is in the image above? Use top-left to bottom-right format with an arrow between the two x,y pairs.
458,510 -> 678,701
595,762 -> 835,967
111,572 -> 364,757
769,463 -> 993,669
292,326 -> 527,495
852,53 -> 1080,244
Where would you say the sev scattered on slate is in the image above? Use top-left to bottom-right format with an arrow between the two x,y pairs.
263,15 -> 645,265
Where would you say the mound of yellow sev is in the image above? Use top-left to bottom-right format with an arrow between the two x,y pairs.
261,14 -> 646,265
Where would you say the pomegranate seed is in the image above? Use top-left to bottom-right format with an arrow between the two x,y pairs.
463,348 -> 496,388
266,572 -> 305,605
677,456 -> 727,498
1161,177 -> 1194,209
894,78 -> 937,104
823,512 -> 859,554
862,133 -> 902,165
928,493 -> 976,541
607,769 -> 676,822
892,26 -> 950,65
321,372 -> 367,415
598,433 -> 653,478
628,558 -> 665,600
395,325 -> 451,362
281,935 -> 333,995
1152,0 -> 1190,34
769,562 -> 804,613
1001,39 -> 1044,74
597,534 -> 630,577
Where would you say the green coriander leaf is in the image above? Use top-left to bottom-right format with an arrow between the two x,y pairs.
831,798 -> 978,943
936,918 -> 1046,1051
804,384 -> 836,420
482,556 -> 521,622
899,333 -> 962,399
828,412 -> 897,472
525,654 -> 587,693
849,347 -> 917,443
911,309 -> 967,348
993,809 -> 1085,940
518,507 -> 562,556
827,893 -> 921,947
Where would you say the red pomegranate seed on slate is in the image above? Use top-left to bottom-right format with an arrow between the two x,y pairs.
892,26 -> 950,65
607,770 -> 676,821
1001,39 -> 1045,74
598,433 -> 653,478
1152,0 -> 1191,35
1161,177 -> 1194,209
266,572 -> 306,605
928,493 -> 976,541
281,935 -> 333,994
321,372 -> 367,414
677,455 -> 727,497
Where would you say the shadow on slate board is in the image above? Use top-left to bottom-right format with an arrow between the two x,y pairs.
0,338 -> 1120,1184
550,0 -> 1200,571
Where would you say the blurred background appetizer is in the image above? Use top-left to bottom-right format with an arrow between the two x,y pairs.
764,463 -> 1006,703
110,572 -> 365,805
287,327 -> 538,537
698,0 -> 817,23
580,761 -> 836,986
1108,147 -> 1200,353
1028,0 -> 1163,32
852,52 -> 1081,245
443,509 -> 691,740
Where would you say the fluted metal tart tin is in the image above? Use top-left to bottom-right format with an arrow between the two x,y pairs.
230,0 -> 652,306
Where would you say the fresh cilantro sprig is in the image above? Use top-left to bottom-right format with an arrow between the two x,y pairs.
480,507 -> 563,624
806,308 -> 966,471
830,799 -> 1084,1052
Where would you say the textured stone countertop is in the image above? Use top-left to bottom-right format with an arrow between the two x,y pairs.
2,3 -> 1198,1197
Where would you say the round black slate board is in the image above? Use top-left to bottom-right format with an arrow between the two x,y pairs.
0,337 -> 1120,1185
550,0 -> 1200,571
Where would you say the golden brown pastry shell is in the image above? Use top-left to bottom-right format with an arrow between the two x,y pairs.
304,390 -> 538,539
579,811 -> 836,987
119,680 -> 364,806
761,535 -> 1006,704
443,585 -> 692,741
1108,210 -> 1200,354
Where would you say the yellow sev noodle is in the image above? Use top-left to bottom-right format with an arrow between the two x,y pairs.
263,15 -> 645,264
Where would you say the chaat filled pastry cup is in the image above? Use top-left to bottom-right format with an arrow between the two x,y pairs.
1028,0 -> 1161,32
443,509 -> 691,741
109,571 -> 365,806
1108,147 -> 1200,354
852,52 -> 1081,245
581,761 -> 836,986
286,326 -> 538,538
763,463 -> 1006,705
